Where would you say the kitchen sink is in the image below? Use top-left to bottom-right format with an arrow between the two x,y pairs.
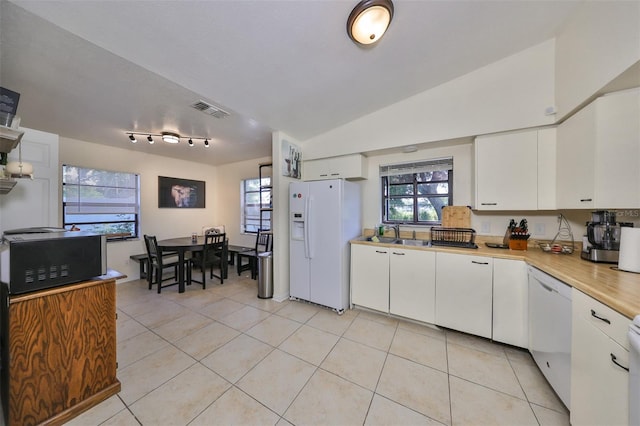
394,239 -> 431,247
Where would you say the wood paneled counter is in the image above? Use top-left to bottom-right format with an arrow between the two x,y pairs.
1,273 -> 122,426
351,238 -> 640,319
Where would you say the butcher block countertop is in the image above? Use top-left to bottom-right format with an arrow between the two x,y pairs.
351,236 -> 640,320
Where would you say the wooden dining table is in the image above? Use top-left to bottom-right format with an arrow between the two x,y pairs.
156,236 -> 229,293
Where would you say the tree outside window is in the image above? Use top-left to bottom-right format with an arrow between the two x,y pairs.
381,158 -> 453,225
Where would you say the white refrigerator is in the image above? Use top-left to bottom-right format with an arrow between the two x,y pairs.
289,179 -> 361,312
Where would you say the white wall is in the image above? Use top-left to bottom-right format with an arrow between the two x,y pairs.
271,131 -> 302,301
60,137 -> 223,282
303,39 -> 556,159
555,1 -> 640,118
361,141 -> 592,241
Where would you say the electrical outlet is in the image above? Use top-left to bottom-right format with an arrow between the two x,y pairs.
481,222 -> 491,234
534,223 -> 545,236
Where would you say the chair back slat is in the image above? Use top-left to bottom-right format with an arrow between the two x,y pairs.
255,230 -> 271,254
144,234 -> 159,260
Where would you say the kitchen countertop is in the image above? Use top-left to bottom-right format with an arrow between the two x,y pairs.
350,237 -> 640,319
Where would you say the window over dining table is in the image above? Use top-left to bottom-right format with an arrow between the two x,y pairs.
62,165 -> 140,240
241,176 -> 271,234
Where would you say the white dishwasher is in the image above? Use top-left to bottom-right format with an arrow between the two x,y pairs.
630,315 -> 640,426
528,266 -> 572,408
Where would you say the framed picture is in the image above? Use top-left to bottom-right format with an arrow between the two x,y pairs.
158,176 -> 205,208
282,139 -> 301,179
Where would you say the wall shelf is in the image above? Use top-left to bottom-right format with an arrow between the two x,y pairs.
0,126 -> 24,153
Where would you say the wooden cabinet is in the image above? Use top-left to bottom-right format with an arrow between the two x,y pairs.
350,244 -> 389,312
474,127 -> 556,210
1,278 -> 120,426
389,248 -> 436,324
435,252 -> 493,338
492,258 -> 528,348
570,289 -> 630,426
303,154 -> 367,181
557,88 -> 640,209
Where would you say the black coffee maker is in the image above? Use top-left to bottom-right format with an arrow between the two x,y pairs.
581,211 -> 633,263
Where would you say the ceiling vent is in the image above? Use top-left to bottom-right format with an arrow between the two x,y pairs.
190,100 -> 230,119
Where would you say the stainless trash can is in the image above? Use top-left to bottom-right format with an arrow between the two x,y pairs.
258,251 -> 273,299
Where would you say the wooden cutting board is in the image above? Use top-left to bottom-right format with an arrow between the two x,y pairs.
441,206 -> 472,228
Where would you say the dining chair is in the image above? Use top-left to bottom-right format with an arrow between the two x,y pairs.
237,230 -> 272,279
191,233 -> 226,288
143,234 -> 190,293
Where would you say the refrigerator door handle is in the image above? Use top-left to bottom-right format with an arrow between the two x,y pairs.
306,196 -> 313,259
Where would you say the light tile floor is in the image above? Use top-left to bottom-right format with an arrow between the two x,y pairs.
64,272 -> 570,426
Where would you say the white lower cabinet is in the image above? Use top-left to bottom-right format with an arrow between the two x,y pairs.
435,252 -> 493,338
350,244 -> 389,312
389,248 -> 436,324
570,289 -> 630,426
492,258 -> 528,348
350,244 -> 436,322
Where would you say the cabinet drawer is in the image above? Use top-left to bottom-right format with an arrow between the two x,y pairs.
572,289 -> 631,349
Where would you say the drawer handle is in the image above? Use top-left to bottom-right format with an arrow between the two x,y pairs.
610,353 -> 629,372
471,261 -> 489,265
481,203 -> 497,206
392,252 -> 405,255
375,250 -> 387,254
591,309 -> 611,324
580,198 -> 593,202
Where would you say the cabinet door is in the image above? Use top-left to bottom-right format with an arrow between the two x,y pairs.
475,130 -> 538,210
389,248 -> 436,324
350,244 -> 389,312
303,158 -> 331,181
556,100 -> 597,208
492,259 -> 528,348
594,89 -> 640,208
435,253 -> 493,338
537,127 -> 557,210
570,315 -> 629,426
330,154 -> 367,180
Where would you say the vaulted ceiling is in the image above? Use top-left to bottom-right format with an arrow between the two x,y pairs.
1,0 -> 580,165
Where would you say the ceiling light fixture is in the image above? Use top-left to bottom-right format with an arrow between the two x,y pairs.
347,0 -> 394,46
125,132 -> 211,148
161,132 -> 180,144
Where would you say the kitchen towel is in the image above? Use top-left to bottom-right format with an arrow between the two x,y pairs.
618,227 -> 640,273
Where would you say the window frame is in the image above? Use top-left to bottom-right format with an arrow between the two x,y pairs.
62,165 -> 140,241
381,158 -> 453,226
241,176 -> 271,234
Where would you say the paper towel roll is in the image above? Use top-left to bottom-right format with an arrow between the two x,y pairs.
618,227 -> 640,273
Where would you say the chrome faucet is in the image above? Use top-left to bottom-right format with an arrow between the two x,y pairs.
392,224 -> 400,239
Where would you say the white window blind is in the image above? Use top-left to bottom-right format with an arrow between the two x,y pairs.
379,157 -> 453,177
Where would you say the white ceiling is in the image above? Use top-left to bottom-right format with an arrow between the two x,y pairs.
1,0 -> 581,166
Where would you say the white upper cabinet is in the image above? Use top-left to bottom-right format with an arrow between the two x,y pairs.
303,154 -> 367,181
474,128 -> 556,210
557,88 -> 640,209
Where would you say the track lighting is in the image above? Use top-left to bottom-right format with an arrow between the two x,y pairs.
125,131 -> 211,148
161,132 -> 180,144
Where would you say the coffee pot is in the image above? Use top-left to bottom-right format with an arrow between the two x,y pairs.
582,210 -> 633,263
